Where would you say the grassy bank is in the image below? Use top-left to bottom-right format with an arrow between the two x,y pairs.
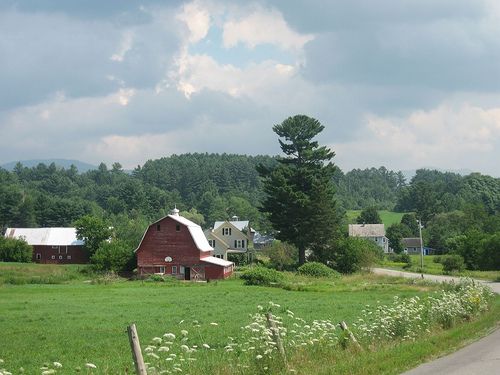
379,255 -> 500,281
0,261 -> 91,285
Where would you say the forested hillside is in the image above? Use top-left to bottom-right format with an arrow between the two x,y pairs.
1,154 -> 499,241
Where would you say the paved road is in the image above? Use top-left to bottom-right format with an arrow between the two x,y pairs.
372,268 -> 500,375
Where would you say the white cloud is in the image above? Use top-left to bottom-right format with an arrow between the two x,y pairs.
222,7 -> 314,51
110,30 -> 134,62
176,1 -> 211,43
333,103 -> 500,174
173,52 -> 297,98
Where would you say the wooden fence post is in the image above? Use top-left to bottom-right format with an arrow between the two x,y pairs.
339,321 -> 363,351
266,312 -> 287,366
127,323 -> 147,375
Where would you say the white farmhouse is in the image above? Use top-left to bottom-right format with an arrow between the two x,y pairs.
204,217 -> 254,260
348,223 -> 390,253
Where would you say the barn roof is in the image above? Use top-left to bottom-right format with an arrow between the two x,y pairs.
135,213 -> 213,253
4,227 -> 83,246
202,256 -> 233,267
168,214 -> 213,252
348,224 -> 386,237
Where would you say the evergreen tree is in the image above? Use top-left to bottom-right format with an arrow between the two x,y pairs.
258,115 -> 339,265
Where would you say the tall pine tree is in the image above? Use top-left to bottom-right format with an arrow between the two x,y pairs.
258,115 -> 339,265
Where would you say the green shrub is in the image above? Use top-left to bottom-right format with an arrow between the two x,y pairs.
433,256 -> 442,264
441,254 -> 465,273
329,237 -> 383,274
264,241 -> 298,271
90,239 -> 135,273
0,237 -> 32,262
388,253 -> 411,264
297,262 -> 340,278
240,267 -> 285,286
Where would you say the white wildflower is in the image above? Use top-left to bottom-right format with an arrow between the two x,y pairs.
85,363 -> 97,369
202,344 -> 210,349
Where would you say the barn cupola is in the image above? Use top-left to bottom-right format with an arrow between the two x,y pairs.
171,206 -> 180,216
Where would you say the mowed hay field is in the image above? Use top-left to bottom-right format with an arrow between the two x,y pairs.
1,264 -> 499,374
346,210 -> 406,226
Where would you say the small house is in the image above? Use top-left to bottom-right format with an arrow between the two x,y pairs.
4,227 -> 87,263
402,238 -> 423,254
135,208 -> 234,280
348,223 -> 390,253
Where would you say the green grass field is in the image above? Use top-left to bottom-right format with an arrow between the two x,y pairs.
0,263 -> 498,374
379,255 -> 500,281
346,210 -> 406,226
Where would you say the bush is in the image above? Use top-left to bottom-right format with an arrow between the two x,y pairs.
441,254 -> 465,273
227,252 -> 249,266
433,256 -> 442,264
388,253 -> 411,264
0,237 -> 32,262
328,237 -> 383,274
240,267 -> 285,286
90,239 -> 135,273
264,241 -> 298,271
297,262 -> 340,278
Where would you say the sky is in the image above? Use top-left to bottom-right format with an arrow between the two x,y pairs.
1,0 -> 500,176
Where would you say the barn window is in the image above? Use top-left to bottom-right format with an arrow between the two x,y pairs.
67,255 -> 71,260
59,255 -> 63,260
159,266 -> 165,274
172,266 -> 177,274
157,224 -> 161,231
36,253 -> 41,260
176,224 -> 180,232
180,266 -> 185,274
51,255 -> 55,259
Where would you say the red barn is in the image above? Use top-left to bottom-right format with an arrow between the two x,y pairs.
4,227 -> 88,264
135,208 -> 234,280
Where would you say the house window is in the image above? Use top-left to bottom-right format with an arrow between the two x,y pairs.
208,240 -> 215,247
215,254 -> 223,259
51,255 -> 55,260
157,224 -> 161,231
67,255 -> 71,260
159,266 -> 165,274
36,253 -> 41,260
172,266 -> 177,274
234,240 -> 243,248
223,228 -> 231,236
176,224 -> 180,232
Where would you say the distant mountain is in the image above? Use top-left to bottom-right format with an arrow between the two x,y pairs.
1,159 -> 97,173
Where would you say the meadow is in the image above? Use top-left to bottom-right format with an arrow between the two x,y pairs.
0,263 -> 498,374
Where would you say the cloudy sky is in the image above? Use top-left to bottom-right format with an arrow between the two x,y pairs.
1,0 -> 500,175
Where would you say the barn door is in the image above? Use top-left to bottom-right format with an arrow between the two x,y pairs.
184,267 -> 191,280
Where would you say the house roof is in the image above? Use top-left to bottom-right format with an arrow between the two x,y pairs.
348,224 -> 386,237
213,220 -> 254,232
4,228 -> 83,246
135,214 -> 213,253
201,256 -> 234,267
403,237 -> 422,247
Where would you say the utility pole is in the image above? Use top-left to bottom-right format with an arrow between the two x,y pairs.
417,219 -> 424,278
